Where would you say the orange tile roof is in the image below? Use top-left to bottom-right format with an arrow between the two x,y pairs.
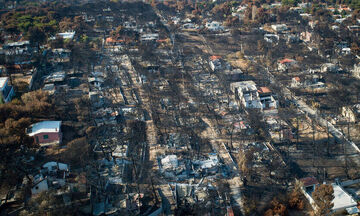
340,7 -> 351,11
293,76 -> 300,82
279,58 -> 295,64
106,37 -> 124,44
210,55 -> 221,61
258,86 -> 271,94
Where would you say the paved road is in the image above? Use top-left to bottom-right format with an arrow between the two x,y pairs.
264,68 -> 360,160
176,31 -> 246,215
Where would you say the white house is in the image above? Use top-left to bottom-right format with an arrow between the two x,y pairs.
341,47 -> 351,55
352,63 -> 360,79
230,81 -> 262,109
88,77 -> 104,89
140,33 -> 159,42
271,24 -> 287,33
205,21 -> 224,31
42,161 -> 69,173
183,23 -> 195,29
321,63 -> 338,73
161,155 -> 178,170
51,31 -> 75,40
30,174 -> 48,195
332,183 -> 358,213
309,81 -> 325,89
332,25 -> 340,31
299,177 -> 359,214
0,77 -> 15,103
270,3 -> 282,8
264,34 -> 279,43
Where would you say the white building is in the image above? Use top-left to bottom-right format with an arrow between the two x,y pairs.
161,155 -> 178,170
30,174 -> 48,195
271,24 -> 287,33
205,21 -> 224,31
321,63 -> 338,73
140,33 -> 159,42
342,47 -> 351,55
42,161 -> 69,173
332,183 -> 358,213
53,31 -> 76,40
230,81 -> 262,109
299,177 -> 359,215
264,34 -> 279,43
352,63 -> 360,79
182,23 -> 197,30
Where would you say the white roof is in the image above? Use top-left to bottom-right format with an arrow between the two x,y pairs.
5,41 -> 30,47
88,77 -> 104,83
332,184 -> 357,211
28,121 -> 61,136
42,161 -> 69,171
0,77 -> 8,89
57,32 -> 75,39
52,48 -> 71,53
199,155 -> 218,169
161,155 -> 178,169
231,81 -> 257,91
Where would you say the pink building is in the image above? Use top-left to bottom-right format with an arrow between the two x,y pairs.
27,121 -> 62,146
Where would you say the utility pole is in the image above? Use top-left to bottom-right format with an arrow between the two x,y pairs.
312,119 -> 316,168
347,115 -> 351,141
326,120 -> 330,156
296,115 -> 299,149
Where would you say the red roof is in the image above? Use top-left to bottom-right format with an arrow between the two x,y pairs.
258,87 -> 271,94
293,77 -> 300,82
300,177 -> 319,187
340,7 -> 351,11
106,37 -> 124,44
210,55 -> 221,61
279,58 -> 295,64
157,39 -> 167,43
227,206 -> 234,216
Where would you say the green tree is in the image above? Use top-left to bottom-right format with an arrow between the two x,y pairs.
0,93 -> 3,104
282,0 -> 300,7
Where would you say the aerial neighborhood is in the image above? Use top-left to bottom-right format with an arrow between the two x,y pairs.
1,0 -> 360,215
